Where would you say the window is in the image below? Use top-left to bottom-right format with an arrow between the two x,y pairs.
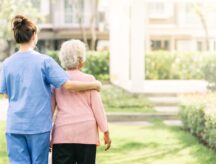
64,0 -> 84,24
151,40 -> 170,50
197,41 -> 203,51
214,41 -> 216,50
148,2 -> 173,18
149,3 -> 165,15
164,40 -> 170,50
30,0 -> 41,11
98,12 -> 105,22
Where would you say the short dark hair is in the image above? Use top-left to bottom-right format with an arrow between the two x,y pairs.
12,15 -> 37,44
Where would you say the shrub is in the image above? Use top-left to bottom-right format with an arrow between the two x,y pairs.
180,93 -> 216,149
180,104 -> 205,137
47,50 -> 110,81
47,50 -> 216,83
145,51 -> 175,79
204,110 -> 216,148
82,51 -> 109,81
47,51 -> 61,65
145,51 -> 206,80
202,54 -> 216,90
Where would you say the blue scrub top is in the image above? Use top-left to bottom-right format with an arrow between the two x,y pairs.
0,50 -> 68,134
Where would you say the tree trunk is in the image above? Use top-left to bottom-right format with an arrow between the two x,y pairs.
74,0 -> 88,47
79,17 -> 88,46
90,0 -> 98,50
194,3 -> 209,51
198,12 -> 209,51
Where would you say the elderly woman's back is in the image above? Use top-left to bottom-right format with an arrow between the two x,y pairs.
51,40 -> 111,164
52,70 -> 108,145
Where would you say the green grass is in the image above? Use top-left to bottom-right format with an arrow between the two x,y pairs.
97,122 -> 216,164
1,121 -> 216,164
101,85 -> 154,113
0,122 -> 8,164
0,95 -> 4,99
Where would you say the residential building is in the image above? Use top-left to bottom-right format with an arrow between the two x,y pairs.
145,0 -> 216,52
33,0 -> 109,52
36,0 -> 216,52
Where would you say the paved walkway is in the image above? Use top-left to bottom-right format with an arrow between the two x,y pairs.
0,99 -> 8,121
115,80 -> 207,93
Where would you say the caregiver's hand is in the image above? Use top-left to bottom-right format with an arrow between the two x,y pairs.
104,131 -> 111,151
95,80 -> 102,92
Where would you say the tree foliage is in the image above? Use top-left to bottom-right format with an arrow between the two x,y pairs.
0,0 -> 43,60
0,0 -> 43,40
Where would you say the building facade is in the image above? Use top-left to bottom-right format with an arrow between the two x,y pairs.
145,0 -> 216,52
36,0 -> 216,52
109,0 -> 210,93
34,0 -> 109,52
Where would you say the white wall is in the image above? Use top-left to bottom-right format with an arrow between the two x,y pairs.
176,40 -> 197,51
109,0 -> 130,84
40,0 -> 50,16
109,0 -> 145,92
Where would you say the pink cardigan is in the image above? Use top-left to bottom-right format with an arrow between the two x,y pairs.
52,70 -> 108,145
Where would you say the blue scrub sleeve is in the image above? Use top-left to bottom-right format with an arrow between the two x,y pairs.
0,64 -> 7,94
44,57 -> 68,88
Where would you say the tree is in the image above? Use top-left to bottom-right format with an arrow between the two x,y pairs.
0,0 -> 43,60
192,3 -> 215,51
193,3 -> 209,51
73,0 -> 88,46
73,0 -> 99,50
90,0 -> 99,50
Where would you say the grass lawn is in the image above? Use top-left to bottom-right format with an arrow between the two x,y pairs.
0,95 -> 4,99
101,85 -> 154,113
1,121 -> 216,164
0,122 -> 8,164
97,122 -> 216,164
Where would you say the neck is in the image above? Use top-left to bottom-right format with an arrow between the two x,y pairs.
67,68 -> 80,71
19,43 -> 34,52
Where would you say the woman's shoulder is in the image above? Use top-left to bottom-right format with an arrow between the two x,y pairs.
82,73 -> 96,81
67,70 -> 96,82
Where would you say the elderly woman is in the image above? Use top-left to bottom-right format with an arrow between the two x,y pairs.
52,40 -> 111,164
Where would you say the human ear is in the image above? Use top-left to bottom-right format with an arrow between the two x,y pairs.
32,32 -> 38,46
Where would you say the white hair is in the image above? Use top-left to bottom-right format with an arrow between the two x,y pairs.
59,39 -> 86,69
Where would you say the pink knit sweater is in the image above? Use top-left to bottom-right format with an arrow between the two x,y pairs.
52,70 -> 108,145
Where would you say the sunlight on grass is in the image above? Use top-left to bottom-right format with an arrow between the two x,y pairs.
0,95 -> 5,99
0,122 -> 8,164
97,123 -> 216,164
1,121 -> 216,164
101,85 -> 154,113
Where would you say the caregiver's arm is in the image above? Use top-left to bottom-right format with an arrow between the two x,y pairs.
45,57 -> 102,92
62,80 -> 102,92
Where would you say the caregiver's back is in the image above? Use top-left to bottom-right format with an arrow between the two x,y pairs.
0,15 -> 68,134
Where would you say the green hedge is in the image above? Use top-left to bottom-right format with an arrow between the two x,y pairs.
202,55 -> 216,90
180,94 -> 216,149
47,51 -> 110,81
145,51 -> 216,90
47,51 -> 61,65
145,51 -> 209,80
47,50 -> 216,86
82,51 -> 109,81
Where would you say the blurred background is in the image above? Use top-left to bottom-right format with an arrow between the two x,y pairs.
1,0 -> 216,164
